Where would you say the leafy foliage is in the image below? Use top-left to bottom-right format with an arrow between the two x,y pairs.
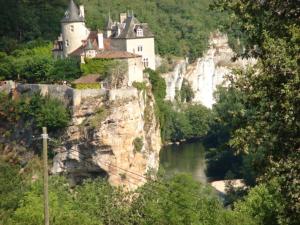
0,161 -> 26,224
7,176 -> 99,225
0,0 -> 228,60
2,172 -> 257,225
80,58 -> 116,77
0,43 -> 82,83
0,92 -> 70,132
133,137 -> 144,153
72,83 -> 101,89
234,180 -> 284,225
204,86 -> 245,180
49,58 -> 82,82
213,1 -> 300,224
147,69 -> 211,142
180,79 -> 194,102
132,81 -> 147,91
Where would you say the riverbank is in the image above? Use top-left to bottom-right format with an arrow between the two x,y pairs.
210,179 -> 245,194
163,137 -> 205,146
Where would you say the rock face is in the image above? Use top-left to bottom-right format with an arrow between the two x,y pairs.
163,32 -> 255,108
52,84 -> 161,190
163,59 -> 187,101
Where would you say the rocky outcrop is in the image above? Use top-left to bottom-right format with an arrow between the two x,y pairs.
163,32 -> 255,108
52,84 -> 161,190
162,59 -> 187,101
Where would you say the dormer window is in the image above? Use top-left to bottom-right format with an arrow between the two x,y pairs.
136,28 -> 143,37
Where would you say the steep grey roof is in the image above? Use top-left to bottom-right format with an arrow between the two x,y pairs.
115,16 -> 154,39
61,0 -> 84,23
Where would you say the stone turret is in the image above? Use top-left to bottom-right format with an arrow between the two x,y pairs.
61,0 -> 90,57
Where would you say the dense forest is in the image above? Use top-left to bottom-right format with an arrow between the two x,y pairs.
0,0 -> 227,59
0,0 -> 299,225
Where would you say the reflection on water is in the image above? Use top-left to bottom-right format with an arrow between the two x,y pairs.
159,142 -> 207,183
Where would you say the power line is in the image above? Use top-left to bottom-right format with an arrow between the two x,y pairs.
54,148 -> 207,202
55,147 -> 207,201
54,149 -> 201,215
38,134 -> 205,218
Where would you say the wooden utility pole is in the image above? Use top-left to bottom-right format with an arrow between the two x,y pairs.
42,127 -> 49,225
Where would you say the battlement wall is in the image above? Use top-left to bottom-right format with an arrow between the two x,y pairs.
0,81 -> 106,107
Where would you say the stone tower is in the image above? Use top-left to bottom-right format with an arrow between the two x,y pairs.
61,0 -> 90,57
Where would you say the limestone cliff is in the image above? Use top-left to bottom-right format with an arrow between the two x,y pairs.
163,31 -> 255,108
52,84 -> 161,190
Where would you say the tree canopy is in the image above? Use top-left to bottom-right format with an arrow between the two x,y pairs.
0,0 -> 227,60
211,0 -> 300,224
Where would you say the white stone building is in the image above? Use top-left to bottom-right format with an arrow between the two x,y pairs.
53,0 -> 156,86
106,13 -> 156,70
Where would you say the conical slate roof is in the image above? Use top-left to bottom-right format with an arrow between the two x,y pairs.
61,0 -> 84,23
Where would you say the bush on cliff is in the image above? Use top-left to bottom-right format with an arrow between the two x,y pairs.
0,92 -> 70,132
0,43 -> 82,83
146,69 -> 212,142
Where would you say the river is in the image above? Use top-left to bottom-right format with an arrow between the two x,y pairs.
159,141 -> 207,183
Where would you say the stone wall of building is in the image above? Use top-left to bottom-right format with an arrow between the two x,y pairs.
126,38 -> 156,70
127,58 -> 144,85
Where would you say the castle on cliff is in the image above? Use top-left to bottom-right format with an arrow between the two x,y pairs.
53,0 -> 156,71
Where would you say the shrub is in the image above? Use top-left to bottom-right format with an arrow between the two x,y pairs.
8,176 -> 99,225
34,97 -> 70,131
132,81 -> 147,91
0,161 -> 26,224
71,83 -> 101,89
88,107 -> 108,128
1,92 -> 70,132
146,68 -> 166,101
81,58 -> 115,78
133,137 -> 144,153
180,79 -> 194,102
48,58 -> 82,82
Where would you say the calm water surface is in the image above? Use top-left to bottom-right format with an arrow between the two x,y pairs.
159,141 -> 207,183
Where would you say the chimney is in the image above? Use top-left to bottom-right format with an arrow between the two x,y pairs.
98,32 -> 104,49
79,5 -> 85,18
120,13 -> 127,23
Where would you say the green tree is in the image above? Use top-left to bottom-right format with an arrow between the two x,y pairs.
0,161 -> 26,224
204,86 -> 245,180
180,79 -> 194,102
146,68 -> 167,101
213,1 -> 300,223
130,174 -> 256,225
34,97 -> 70,131
74,178 -> 130,225
8,176 -> 99,225
186,104 -> 211,138
49,58 -> 82,82
1,93 -> 70,132
235,180 -> 284,225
